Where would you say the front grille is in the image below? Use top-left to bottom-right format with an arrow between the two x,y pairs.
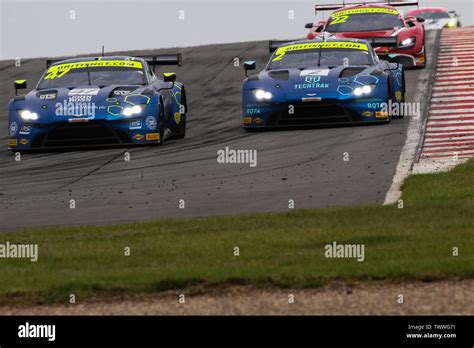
39,123 -> 128,148
274,102 -> 356,126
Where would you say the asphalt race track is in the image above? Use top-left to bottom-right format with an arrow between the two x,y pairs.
0,32 -> 438,231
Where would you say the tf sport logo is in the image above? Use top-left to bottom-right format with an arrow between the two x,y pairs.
305,76 -> 321,84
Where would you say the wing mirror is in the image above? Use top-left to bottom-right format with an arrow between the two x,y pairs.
385,56 -> 401,70
405,16 -> 417,27
305,22 -> 314,29
244,61 -> 256,77
163,72 -> 177,83
417,17 -> 425,23
449,11 -> 460,18
14,80 -> 27,96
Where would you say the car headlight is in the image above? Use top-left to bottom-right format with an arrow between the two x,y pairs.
446,19 -> 457,28
253,89 -> 273,100
18,109 -> 39,120
122,105 -> 144,117
400,37 -> 416,48
353,84 -> 375,97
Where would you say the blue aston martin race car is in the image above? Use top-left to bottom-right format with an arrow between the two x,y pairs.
242,37 -> 405,129
8,54 -> 187,151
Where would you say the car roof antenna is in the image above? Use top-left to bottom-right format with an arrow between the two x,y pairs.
101,45 -> 105,57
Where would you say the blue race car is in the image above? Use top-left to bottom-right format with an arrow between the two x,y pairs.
8,54 -> 187,151
242,37 -> 405,129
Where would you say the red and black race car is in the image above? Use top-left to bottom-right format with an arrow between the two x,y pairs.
306,1 -> 426,68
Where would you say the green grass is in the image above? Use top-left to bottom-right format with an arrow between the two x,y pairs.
0,160 -> 473,305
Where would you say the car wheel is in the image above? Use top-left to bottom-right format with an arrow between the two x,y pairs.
174,117 -> 186,139
158,102 -> 165,145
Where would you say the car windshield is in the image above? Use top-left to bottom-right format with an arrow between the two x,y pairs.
38,60 -> 146,89
268,47 -> 372,70
327,12 -> 404,32
416,11 -> 451,20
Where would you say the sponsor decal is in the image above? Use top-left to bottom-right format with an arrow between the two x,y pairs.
331,8 -> 398,18
39,93 -> 56,100
130,119 -> 142,130
367,102 -> 384,109
363,111 -> 373,117
395,91 -> 402,103
20,125 -> 32,135
416,56 -> 426,64
145,116 -> 157,130
68,88 -> 100,96
19,139 -> 29,145
273,42 -> 368,62
146,133 -> 160,141
68,118 -> 90,123
9,122 -> 18,136
68,95 -> 93,102
300,69 -> 330,77
132,134 -> 145,141
243,117 -> 252,124
376,111 -> 389,119
44,60 -> 143,80
294,76 -> 329,90
9,139 -> 18,147
113,90 -> 131,96
254,118 -> 263,124
302,97 -> 322,102
174,112 -> 181,124
246,108 -> 261,115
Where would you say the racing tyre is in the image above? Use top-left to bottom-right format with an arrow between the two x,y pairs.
174,89 -> 187,139
393,70 -> 406,119
158,101 -> 165,145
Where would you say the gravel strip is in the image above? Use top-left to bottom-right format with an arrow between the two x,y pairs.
1,279 -> 472,315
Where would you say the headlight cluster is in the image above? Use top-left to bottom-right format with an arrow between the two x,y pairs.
122,105 -> 144,117
400,37 -> 416,48
446,19 -> 457,28
19,110 -> 39,120
353,84 -> 375,97
253,89 -> 273,100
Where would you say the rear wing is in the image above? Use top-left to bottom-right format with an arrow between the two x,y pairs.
138,53 -> 183,67
46,59 -> 64,68
45,54 -> 183,69
366,37 -> 399,48
269,40 -> 294,53
315,1 -> 419,15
